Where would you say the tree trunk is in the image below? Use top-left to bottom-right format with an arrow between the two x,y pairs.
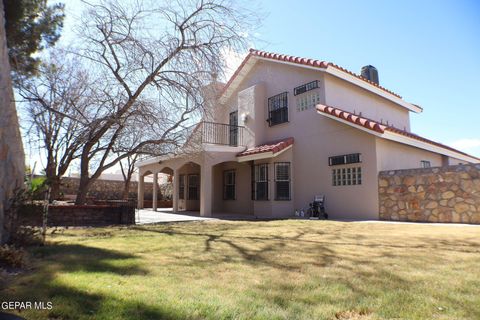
75,175 -> 90,205
122,178 -> 131,200
0,2 -> 26,243
49,176 -> 61,202
45,159 -> 60,202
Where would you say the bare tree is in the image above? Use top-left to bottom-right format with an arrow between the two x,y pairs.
67,0 -> 255,204
17,52 -> 90,201
119,154 -> 138,200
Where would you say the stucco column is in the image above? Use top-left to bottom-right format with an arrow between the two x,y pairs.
152,172 -> 158,211
137,173 -> 144,209
172,169 -> 179,213
200,163 -> 213,217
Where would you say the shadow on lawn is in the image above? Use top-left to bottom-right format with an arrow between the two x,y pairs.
0,244 -> 186,320
131,223 -> 480,319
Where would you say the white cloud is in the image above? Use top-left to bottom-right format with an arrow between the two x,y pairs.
449,138 -> 480,157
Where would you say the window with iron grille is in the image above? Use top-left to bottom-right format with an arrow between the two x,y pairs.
223,170 -> 236,200
252,164 -> 269,200
267,92 -> 288,126
179,174 -> 185,199
421,160 -> 431,168
328,153 -> 361,166
187,174 -> 199,200
275,162 -> 291,200
332,167 -> 362,186
294,80 -> 319,96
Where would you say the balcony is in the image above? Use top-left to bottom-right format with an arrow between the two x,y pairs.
200,121 -> 246,147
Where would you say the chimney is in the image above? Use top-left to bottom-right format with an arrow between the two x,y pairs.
361,65 -> 379,85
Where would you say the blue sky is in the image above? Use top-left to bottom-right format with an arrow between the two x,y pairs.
57,0 -> 480,160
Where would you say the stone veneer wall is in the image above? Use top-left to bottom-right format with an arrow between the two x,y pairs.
379,164 -> 480,224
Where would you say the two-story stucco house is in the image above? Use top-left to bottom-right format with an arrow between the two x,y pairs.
136,49 -> 479,220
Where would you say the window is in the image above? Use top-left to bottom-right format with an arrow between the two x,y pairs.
223,170 -> 236,200
252,164 -> 269,200
329,153 -> 361,166
296,90 -> 321,111
294,80 -> 319,96
187,174 -> 199,200
275,162 -> 291,200
268,92 -> 288,126
332,167 -> 362,186
179,174 -> 185,199
421,160 -> 431,168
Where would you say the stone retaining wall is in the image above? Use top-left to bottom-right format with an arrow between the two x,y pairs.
379,164 -> 480,224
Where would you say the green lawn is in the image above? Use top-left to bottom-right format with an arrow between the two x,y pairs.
1,220 -> 480,320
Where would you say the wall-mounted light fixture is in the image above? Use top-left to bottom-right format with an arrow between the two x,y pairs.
241,113 -> 248,123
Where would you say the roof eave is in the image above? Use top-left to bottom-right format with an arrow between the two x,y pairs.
316,108 -> 479,163
237,144 -> 293,162
383,131 -> 480,163
219,49 -> 421,113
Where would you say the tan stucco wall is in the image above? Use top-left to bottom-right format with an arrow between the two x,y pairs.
212,161 -> 253,215
222,60 -> 327,145
251,147 -> 295,217
323,73 -> 411,131
291,116 -> 379,220
375,138 -> 443,171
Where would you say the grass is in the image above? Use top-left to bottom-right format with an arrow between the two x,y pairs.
1,220 -> 480,320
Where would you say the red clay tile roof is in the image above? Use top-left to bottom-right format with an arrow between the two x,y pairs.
221,49 -> 402,99
237,137 -> 294,157
316,104 -> 480,160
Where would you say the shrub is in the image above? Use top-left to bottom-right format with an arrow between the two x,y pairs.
10,226 -> 44,247
0,245 -> 27,269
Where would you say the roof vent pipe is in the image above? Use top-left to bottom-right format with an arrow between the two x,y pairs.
361,65 -> 379,85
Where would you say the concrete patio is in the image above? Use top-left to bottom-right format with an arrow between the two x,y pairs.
135,208 -> 214,224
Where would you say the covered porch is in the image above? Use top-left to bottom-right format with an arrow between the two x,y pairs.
136,136 -> 295,218
137,153 -> 247,217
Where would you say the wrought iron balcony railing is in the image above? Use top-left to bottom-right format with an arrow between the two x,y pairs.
200,121 -> 246,147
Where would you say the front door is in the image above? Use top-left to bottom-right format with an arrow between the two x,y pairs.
229,111 -> 238,146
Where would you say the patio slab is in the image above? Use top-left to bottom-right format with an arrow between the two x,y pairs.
136,208 -> 214,224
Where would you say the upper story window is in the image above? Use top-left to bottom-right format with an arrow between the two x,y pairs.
296,91 -> 321,112
267,92 -> 288,126
294,80 -> 319,96
294,81 -> 321,112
